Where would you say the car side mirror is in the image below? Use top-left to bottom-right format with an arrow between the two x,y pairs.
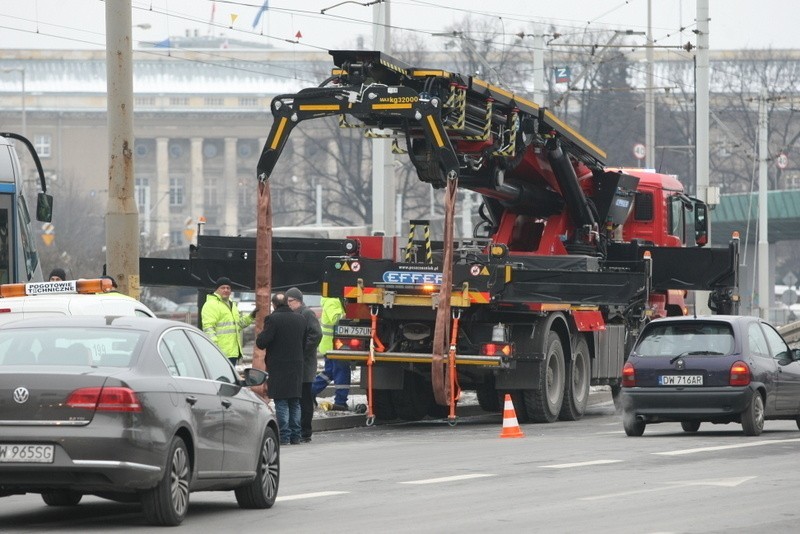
243,367 -> 268,386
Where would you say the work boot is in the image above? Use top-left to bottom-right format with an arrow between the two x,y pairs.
330,403 -> 348,411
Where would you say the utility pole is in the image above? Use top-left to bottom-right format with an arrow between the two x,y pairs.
371,0 -> 395,236
645,0 -> 655,169
105,0 -> 140,298
757,89 -> 770,320
694,0 -> 711,314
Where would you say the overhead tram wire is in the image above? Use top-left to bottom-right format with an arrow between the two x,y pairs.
0,10 -> 324,84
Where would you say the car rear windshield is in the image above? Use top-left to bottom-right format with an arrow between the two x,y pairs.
0,327 -> 145,368
634,322 -> 735,357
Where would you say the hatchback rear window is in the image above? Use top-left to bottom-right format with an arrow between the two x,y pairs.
634,322 -> 734,357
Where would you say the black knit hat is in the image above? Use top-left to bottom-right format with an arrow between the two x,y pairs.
215,277 -> 233,289
49,268 -> 67,281
285,287 -> 303,302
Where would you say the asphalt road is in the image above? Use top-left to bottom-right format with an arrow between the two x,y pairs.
4,395 -> 800,533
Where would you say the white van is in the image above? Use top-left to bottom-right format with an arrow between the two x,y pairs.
0,279 -> 155,325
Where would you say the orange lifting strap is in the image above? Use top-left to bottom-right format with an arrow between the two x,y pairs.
447,310 -> 463,423
365,306 -> 385,426
432,173 -> 459,409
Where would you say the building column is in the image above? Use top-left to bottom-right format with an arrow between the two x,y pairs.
190,137 -> 204,238
155,137 -> 170,248
223,137 -> 238,235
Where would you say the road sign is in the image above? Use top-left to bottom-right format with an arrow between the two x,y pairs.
41,223 -> 55,247
776,152 -> 789,170
783,271 -> 797,287
633,143 -> 646,160
782,289 -> 797,306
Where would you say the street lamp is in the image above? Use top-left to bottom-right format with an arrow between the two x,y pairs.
1,67 -> 25,139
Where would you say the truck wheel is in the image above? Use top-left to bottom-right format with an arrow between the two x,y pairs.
524,331 -> 565,423
559,335 -> 590,421
476,382 -> 502,413
391,372 -> 431,421
372,389 -> 397,420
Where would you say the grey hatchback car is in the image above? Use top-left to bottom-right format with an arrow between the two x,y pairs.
621,315 -> 800,437
0,316 -> 279,526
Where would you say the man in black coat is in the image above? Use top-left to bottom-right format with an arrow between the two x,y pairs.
256,292 -> 307,445
286,287 -> 322,443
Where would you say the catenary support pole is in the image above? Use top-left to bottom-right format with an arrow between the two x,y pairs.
105,0 -> 140,298
371,0 -> 395,236
757,89 -> 770,320
694,0 -> 711,314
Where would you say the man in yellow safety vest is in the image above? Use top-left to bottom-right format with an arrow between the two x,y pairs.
202,277 -> 255,367
311,297 -> 350,410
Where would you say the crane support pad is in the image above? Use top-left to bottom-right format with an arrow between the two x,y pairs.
499,268 -> 647,307
606,240 -> 738,291
141,235 -> 347,291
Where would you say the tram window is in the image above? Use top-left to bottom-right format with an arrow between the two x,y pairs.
0,204 -> 10,284
17,196 -> 39,281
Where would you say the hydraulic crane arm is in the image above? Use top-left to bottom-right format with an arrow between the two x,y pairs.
257,80 -> 460,184
256,50 -> 608,191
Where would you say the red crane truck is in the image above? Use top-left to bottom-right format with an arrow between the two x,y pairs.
144,50 -> 739,424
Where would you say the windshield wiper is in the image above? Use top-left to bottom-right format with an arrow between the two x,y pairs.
670,350 -> 722,363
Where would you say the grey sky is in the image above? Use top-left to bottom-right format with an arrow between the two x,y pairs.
0,0 -> 797,52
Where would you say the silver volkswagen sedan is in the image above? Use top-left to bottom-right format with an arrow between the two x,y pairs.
0,316 -> 279,526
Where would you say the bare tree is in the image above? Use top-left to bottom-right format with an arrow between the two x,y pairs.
38,173 -> 106,279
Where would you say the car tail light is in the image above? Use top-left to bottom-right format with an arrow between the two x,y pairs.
622,362 -> 636,387
729,361 -> 751,386
66,387 -> 142,412
334,337 -> 366,351
480,342 -> 513,356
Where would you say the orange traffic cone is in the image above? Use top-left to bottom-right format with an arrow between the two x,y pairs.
499,394 -> 524,438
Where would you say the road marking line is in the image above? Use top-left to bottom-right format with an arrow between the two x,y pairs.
401,474 -> 494,485
654,438 -> 800,456
580,476 -> 756,501
540,459 -> 622,469
277,491 -> 349,501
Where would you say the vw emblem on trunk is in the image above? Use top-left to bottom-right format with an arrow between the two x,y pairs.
675,359 -> 685,370
13,386 -> 29,404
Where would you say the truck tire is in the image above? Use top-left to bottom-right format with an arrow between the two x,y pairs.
524,331 -> 565,423
477,382 -> 502,413
559,334 -> 590,421
391,372 -> 431,421
372,389 -> 397,421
